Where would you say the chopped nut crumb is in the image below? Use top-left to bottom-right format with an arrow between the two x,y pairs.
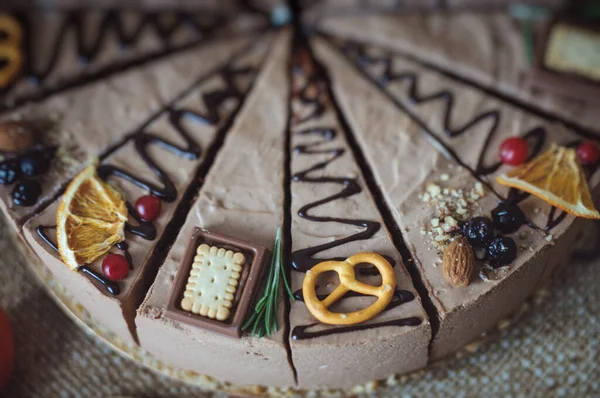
434,234 -> 451,242
426,183 -> 441,198
475,182 -> 485,196
475,248 -> 486,260
420,176 -> 485,250
445,216 -> 458,227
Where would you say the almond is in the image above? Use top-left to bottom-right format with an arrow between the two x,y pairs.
442,236 -> 475,287
0,121 -> 36,153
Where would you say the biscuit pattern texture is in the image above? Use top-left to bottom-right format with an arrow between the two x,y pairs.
181,244 -> 245,321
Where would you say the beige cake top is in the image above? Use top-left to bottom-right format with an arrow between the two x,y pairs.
1,3 -> 599,392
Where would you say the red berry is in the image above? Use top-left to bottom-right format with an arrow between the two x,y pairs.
102,254 -> 130,281
500,137 -> 529,166
135,195 -> 162,222
577,141 -> 600,166
0,307 -> 14,391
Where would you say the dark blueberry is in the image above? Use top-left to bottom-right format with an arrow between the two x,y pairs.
19,151 -> 50,177
491,202 -> 526,234
487,237 -> 517,268
12,180 -> 42,207
0,161 -> 20,185
461,217 -> 494,247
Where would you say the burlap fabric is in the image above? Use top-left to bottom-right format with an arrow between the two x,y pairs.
1,214 -> 599,398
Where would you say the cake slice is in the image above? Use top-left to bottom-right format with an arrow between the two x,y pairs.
1,8 -> 265,109
311,36 -> 599,360
287,45 -> 431,389
135,30 -> 296,387
316,11 -> 600,132
0,35 -> 255,229
21,35 -> 272,345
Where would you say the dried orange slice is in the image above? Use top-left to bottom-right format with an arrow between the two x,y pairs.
57,160 -> 128,270
496,144 -> 600,219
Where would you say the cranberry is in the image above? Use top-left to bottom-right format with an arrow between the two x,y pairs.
135,195 -> 162,222
576,141 -> 600,166
102,254 -> 130,281
500,137 -> 528,166
0,307 -> 14,391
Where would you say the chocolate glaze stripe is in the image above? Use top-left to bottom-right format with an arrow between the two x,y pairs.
5,10 -> 222,90
290,50 -> 384,271
32,35 -> 264,228
288,40 -> 423,340
342,43 -> 550,176
34,38 -> 267,295
292,317 -> 422,341
290,127 -> 382,272
302,38 -> 442,337
1,13 -> 268,114
37,64 -> 258,290
317,37 -> 503,199
326,37 -> 600,231
317,31 -> 600,139
96,65 -> 254,239
36,225 -> 120,295
282,37 -> 299,382
294,288 -> 415,311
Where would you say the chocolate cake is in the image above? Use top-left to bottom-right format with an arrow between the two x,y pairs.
1,2 -> 599,392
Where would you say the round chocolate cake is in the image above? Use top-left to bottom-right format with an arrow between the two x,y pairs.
1,0 -> 599,392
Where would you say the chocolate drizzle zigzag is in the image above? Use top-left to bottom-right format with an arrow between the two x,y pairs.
290,127 -> 381,272
289,44 -> 420,340
36,51 -> 260,295
7,10 -> 224,89
98,64 -> 254,239
333,38 -> 600,231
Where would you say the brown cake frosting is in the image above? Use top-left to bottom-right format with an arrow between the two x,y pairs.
1,3 -> 599,392
21,34 -> 272,344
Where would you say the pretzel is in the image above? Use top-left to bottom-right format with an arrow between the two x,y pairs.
0,14 -> 23,88
302,252 -> 396,325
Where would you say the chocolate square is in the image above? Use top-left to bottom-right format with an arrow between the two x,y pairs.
164,228 -> 268,338
526,18 -> 600,103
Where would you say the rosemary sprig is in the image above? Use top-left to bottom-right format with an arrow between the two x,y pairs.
242,227 -> 295,337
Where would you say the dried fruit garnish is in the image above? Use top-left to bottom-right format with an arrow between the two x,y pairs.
57,160 -> 128,270
496,144 -> 600,219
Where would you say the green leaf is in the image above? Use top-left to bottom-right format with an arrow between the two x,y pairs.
241,227 -> 295,338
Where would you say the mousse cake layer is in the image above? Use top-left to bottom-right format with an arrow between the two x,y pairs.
316,11 -> 600,132
21,34 -> 272,345
1,9 -> 266,110
287,45 -> 430,389
0,35 -> 257,228
135,30 -> 297,387
0,4 -> 596,391
311,36 -> 599,360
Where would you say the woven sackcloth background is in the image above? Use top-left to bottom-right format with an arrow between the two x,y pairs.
1,214 -> 599,398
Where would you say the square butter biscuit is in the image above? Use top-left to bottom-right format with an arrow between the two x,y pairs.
181,244 -> 245,321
